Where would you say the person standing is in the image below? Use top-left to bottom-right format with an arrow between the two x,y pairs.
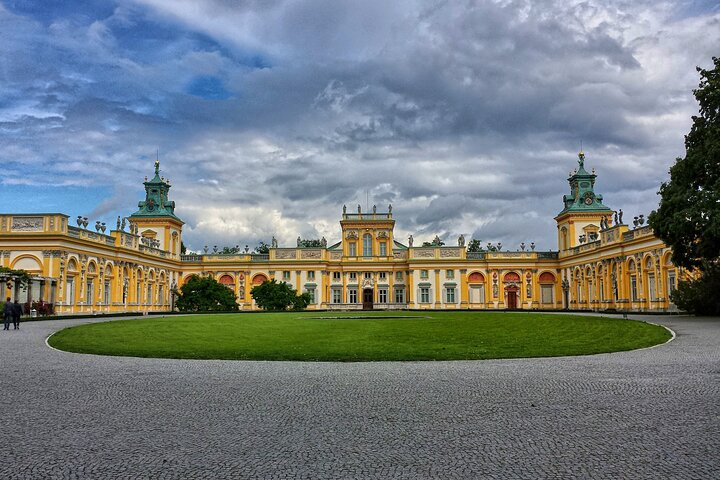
3,298 -> 11,330
12,300 -> 21,329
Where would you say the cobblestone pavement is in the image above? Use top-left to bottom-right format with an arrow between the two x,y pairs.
0,315 -> 718,479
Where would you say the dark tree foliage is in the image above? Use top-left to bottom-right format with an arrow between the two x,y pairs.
221,245 -> 242,254
466,239 -> 483,253
0,266 -> 33,289
180,241 -> 187,255
298,239 -> 322,247
649,57 -> 720,270
250,279 -> 312,311
255,241 -> 270,254
176,275 -> 239,312
669,264 -> 720,315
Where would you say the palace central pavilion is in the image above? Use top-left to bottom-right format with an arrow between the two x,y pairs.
0,153 -> 688,314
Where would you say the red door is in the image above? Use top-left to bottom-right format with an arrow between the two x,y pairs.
506,288 -> 518,309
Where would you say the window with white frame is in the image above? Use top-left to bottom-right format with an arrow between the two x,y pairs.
379,242 -> 387,256
86,279 -> 94,305
631,277 -> 638,301
282,271 -> 291,281
349,242 -> 356,256
446,269 -> 454,279
104,280 -> 111,304
349,272 -> 357,281
541,285 -> 553,304
67,277 -> 75,304
158,285 -> 164,305
379,272 -> 386,281
333,271 -> 341,281
147,284 -> 152,305
378,288 -> 388,303
364,272 -> 372,279
420,287 -> 430,303
395,271 -> 403,281
307,271 -> 315,280
363,234 -> 372,256
306,288 -> 315,304
648,274 -> 656,300
446,287 -> 455,303
332,288 -> 342,303
668,271 -> 676,294
394,288 -> 404,303
420,270 -> 429,279
348,288 -> 358,303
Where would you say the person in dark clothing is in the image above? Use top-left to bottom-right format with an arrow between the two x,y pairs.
3,298 -> 11,330
12,300 -> 21,329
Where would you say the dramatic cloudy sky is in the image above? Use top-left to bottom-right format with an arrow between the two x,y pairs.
1,1 -> 718,252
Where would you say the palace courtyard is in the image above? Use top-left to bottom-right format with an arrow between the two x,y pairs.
0,314 -> 717,479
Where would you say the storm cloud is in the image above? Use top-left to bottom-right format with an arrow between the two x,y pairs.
0,0 -> 718,251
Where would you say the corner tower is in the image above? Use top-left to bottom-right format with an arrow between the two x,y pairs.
128,160 -> 184,257
554,152 -> 612,251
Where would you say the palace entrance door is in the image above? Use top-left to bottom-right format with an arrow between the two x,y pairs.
506,286 -> 519,309
362,288 -> 373,310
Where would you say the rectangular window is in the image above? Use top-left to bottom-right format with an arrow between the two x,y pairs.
379,272 -> 386,281
349,242 -> 356,256
446,287 -> 455,303
283,271 -> 291,281
541,285 -> 554,304
631,277 -> 638,301
648,274 -> 656,300
599,280 -> 604,301
137,284 -> 141,304
67,278 -> 75,305
420,287 -> 430,303
158,285 -> 164,305
378,288 -> 388,303
104,280 -> 111,305
394,288 -> 405,303
307,271 -> 315,280
348,288 -> 358,303
363,234 -> 372,256
446,269 -> 454,279
332,289 -> 342,303
395,271 -> 403,281
306,289 -> 315,304
333,272 -> 341,281
420,270 -> 429,279
147,285 -> 152,305
364,272 -> 372,279
668,272 -> 676,294
86,279 -> 94,305
349,272 -> 357,281
379,242 -> 387,256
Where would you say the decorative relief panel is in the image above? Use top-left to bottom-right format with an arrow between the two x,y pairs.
300,250 -> 322,259
275,250 -> 297,259
1,217 -> 7,231
393,251 -> 407,260
440,248 -> 461,258
377,230 -> 388,239
12,216 -> 43,232
413,248 -> 435,258
345,230 -> 358,239
330,251 -> 343,260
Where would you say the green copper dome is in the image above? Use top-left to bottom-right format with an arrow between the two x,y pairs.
557,152 -> 612,216
129,160 -> 182,221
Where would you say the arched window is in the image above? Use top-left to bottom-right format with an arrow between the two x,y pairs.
363,234 -> 372,257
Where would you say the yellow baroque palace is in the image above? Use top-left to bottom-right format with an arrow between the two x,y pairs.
0,154 -> 691,314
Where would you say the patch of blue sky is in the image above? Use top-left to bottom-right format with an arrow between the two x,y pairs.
185,76 -> 232,100
0,184 -> 110,217
2,0 -> 116,26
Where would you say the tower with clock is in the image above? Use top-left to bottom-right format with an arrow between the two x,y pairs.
554,151 -> 613,251
128,160 -> 184,257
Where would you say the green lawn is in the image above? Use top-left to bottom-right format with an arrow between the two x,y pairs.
47,311 -> 671,361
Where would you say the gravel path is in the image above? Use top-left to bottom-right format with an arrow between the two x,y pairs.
0,314 -> 717,479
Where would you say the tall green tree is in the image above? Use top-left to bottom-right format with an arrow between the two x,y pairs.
176,275 -> 239,312
250,279 -> 311,311
649,57 -> 720,270
466,239 -> 483,253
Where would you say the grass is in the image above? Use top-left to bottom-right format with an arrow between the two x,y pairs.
47,311 -> 672,362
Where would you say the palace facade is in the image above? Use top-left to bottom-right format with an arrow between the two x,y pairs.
0,154 -> 689,314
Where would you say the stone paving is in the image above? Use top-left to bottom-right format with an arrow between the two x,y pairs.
0,314 -> 718,479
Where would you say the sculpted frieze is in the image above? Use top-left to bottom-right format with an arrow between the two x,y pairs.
11,216 -> 43,232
